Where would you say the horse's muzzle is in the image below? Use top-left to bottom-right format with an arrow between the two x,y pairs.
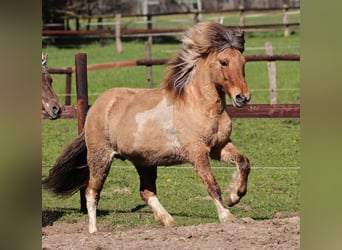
45,102 -> 63,120
233,93 -> 251,108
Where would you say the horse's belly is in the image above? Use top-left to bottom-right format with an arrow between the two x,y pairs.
118,133 -> 183,166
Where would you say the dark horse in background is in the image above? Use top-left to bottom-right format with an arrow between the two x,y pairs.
42,54 -> 63,119
43,22 -> 251,233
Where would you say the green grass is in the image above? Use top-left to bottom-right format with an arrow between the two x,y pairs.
42,29 -> 300,230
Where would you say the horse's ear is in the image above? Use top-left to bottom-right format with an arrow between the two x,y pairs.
236,30 -> 244,39
42,53 -> 48,67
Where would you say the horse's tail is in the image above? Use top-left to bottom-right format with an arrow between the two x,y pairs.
42,131 -> 89,196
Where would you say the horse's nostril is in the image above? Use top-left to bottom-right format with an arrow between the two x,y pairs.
235,94 -> 246,103
52,105 -> 60,115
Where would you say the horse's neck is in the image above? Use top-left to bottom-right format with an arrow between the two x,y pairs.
186,63 -> 226,109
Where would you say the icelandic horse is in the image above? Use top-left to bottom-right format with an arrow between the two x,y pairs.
42,54 -> 63,119
43,22 -> 251,233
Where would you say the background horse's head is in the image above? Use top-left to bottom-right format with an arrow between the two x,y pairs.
164,22 -> 251,107
42,54 -> 63,119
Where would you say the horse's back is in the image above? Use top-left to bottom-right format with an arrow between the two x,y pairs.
86,87 -> 156,133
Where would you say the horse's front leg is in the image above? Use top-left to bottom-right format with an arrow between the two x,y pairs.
215,140 -> 251,207
191,153 -> 235,223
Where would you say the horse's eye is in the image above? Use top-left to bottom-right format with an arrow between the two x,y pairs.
219,60 -> 228,67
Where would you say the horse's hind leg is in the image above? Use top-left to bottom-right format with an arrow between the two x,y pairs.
85,147 -> 114,233
219,141 -> 251,207
135,165 -> 176,227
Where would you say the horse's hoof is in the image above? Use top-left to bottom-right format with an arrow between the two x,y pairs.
226,193 -> 241,207
219,209 -> 236,223
163,220 -> 176,228
89,226 -> 98,234
154,212 -> 176,228
161,216 -> 176,228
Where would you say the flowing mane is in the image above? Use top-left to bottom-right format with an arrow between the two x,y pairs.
163,22 -> 245,97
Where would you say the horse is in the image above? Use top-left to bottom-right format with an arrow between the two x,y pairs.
43,22 -> 251,233
42,54 -> 63,119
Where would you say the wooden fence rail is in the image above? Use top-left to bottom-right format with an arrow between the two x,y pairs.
51,6 -> 300,20
42,23 -> 299,37
48,104 -> 300,120
61,54 -> 300,72
47,55 -> 299,74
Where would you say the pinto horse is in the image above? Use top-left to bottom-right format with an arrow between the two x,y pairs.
42,54 -> 63,119
43,22 -> 251,233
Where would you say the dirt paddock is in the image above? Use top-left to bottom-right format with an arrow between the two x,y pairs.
42,212 -> 299,250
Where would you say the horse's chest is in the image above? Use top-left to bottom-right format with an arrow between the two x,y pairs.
209,113 -> 232,146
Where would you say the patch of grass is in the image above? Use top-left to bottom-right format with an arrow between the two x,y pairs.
42,165 -> 299,228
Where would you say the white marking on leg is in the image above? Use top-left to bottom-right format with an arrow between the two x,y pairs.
229,192 -> 240,205
147,196 -> 175,227
86,190 -> 98,233
227,170 -> 241,204
213,199 -> 235,222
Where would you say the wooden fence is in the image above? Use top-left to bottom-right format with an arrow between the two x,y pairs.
42,5 -> 300,47
43,52 -> 300,134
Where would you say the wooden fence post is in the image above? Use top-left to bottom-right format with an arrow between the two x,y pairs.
115,14 -> 123,53
239,5 -> 246,26
75,53 -> 89,134
145,37 -> 153,88
147,14 -> 152,30
146,14 -> 153,88
194,12 -> 200,24
65,67 -> 72,105
283,5 -> 289,37
75,52 -> 89,213
265,42 -> 277,104
195,0 -> 202,21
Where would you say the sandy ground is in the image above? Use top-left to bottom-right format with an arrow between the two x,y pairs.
42,212 -> 299,250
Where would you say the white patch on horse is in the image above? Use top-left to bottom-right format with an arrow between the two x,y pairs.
86,190 -> 98,233
147,196 -> 175,227
134,98 -> 180,147
213,198 -> 235,222
227,171 -> 241,204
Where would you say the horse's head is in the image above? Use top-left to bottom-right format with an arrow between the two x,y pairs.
210,47 -> 251,107
164,22 -> 251,107
42,54 -> 63,119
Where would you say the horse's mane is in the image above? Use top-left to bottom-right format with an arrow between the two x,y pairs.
163,22 -> 245,97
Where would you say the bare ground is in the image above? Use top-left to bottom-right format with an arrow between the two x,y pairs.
42,212 -> 299,250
